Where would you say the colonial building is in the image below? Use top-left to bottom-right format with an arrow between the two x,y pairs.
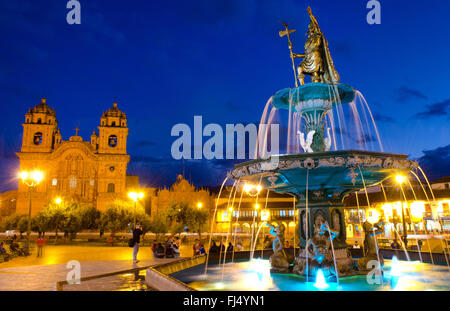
13,98 -> 132,215
141,174 -> 214,218
215,188 -> 298,237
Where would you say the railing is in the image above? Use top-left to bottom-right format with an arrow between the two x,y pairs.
438,211 -> 450,218
346,216 -> 366,223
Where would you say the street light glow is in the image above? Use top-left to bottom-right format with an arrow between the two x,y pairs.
128,191 -> 144,202
19,170 -> 44,186
19,171 -> 29,180
395,174 -> 406,184
55,197 -> 62,204
243,183 -> 262,196
31,170 -> 44,183
197,202 -> 203,209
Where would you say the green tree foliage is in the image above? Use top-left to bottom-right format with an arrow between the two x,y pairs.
99,204 -> 134,237
167,202 -> 209,236
0,214 -> 29,237
148,213 -> 169,240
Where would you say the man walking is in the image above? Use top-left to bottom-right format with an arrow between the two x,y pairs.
132,224 -> 143,263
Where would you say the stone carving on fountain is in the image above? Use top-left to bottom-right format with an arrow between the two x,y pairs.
267,223 -> 294,273
357,220 -> 385,271
293,217 -> 353,281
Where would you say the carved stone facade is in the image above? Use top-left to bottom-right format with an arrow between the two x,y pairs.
143,175 -> 214,218
15,98 -> 131,216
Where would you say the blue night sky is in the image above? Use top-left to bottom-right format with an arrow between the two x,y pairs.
0,0 -> 449,191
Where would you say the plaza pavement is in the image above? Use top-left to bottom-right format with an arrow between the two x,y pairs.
0,245 -> 187,291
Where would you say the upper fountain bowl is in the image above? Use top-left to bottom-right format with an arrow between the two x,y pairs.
272,83 -> 355,112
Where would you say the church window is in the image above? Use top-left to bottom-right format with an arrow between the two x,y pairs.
90,179 -> 95,186
109,166 -> 115,172
112,121 -> 116,126
107,183 -> 115,193
52,178 -> 57,186
37,118 -> 42,124
108,135 -> 118,147
48,119 -> 52,124
33,132 -> 43,145
70,177 -> 77,189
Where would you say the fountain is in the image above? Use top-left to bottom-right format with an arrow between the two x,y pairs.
227,7 -> 418,281
167,7 -> 449,291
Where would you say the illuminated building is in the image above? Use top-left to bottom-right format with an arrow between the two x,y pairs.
0,98 -> 136,216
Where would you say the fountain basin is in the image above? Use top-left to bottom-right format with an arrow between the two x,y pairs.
272,83 -> 356,111
173,258 -> 450,291
229,150 -> 417,198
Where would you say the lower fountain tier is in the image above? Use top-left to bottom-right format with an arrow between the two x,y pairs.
228,150 -> 418,198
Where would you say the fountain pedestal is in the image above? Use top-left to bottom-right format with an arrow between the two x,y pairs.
293,198 -> 355,279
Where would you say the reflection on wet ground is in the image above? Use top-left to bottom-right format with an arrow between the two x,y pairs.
63,269 -> 154,291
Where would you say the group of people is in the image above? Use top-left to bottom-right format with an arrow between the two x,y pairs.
192,239 -> 206,256
0,235 -> 29,262
151,236 -> 181,259
130,225 -> 182,263
208,240 -> 242,253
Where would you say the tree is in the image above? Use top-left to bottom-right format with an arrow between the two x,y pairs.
99,204 -> 133,237
45,202 -> 67,239
148,214 -> 169,241
32,212 -> 52,237
0,214 -> 28,237
166,202 -> 209,236
191,208 -> 209,237
78,206 -> 101,230
60,202 -> 83,240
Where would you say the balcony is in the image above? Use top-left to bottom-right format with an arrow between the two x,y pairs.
346,216 -> 365,223
438,211 -> 450,219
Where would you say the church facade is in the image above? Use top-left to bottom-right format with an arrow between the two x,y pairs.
14,98 -> 132,216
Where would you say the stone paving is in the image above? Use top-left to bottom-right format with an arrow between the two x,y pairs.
0,245 -> 183,291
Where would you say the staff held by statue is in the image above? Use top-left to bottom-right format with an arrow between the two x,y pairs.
279,23 -> 302,87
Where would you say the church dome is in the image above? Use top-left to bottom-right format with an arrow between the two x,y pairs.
31,98 -> 56,116
102,102 -> 126,119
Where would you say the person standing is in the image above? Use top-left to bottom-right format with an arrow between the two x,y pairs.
132,224 -> 143,263
36,236 -> 46,257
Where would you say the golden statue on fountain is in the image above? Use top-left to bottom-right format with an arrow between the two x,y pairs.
280,7 -> 340,86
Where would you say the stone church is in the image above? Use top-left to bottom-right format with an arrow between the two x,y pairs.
13,98 -> 134,216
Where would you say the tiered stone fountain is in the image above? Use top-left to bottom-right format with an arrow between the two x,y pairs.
227,7 -> 417,281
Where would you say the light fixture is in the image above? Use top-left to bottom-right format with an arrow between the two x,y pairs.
395,175 -> 406,184
128,191 -> 144,202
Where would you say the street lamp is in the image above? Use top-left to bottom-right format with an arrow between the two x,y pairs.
128,191 -> 144,228
19,170 -> 44,254
55,197 -> 62,205
197,202 -> 203,209
395,174 -> 409,248
243,183 -> 262,197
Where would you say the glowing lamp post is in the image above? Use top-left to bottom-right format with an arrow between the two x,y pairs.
197,202 -> 203,209
128,191 -> 144,228
19,170 -> 44,254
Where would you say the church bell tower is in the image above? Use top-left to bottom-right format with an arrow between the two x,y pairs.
21,98 -> 59,153
97,102 -> 128,154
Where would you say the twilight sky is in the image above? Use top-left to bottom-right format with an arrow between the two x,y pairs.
0,0 -> 449,191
